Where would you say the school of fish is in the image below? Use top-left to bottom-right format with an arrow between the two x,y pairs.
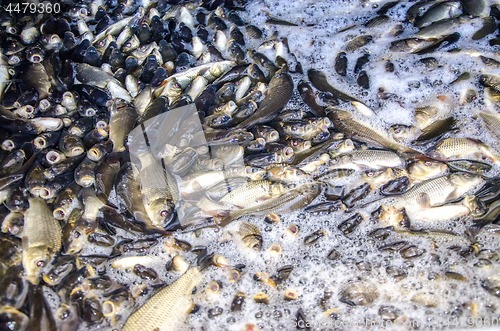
2,0 -> 500,330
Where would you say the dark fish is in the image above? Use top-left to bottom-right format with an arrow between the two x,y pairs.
345,35 -> 373,52
334,52 -> 348,76
365,15 -> 390,28
461,0 -> 486,16
308,69 -> 360,102
357,71 -> 370,89
236,68 -> 293,130
297,80 -> 326,117
414,117 -> 456,142
472,16 -> 497,40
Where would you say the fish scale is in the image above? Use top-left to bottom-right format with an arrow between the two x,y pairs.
480,112 -> 500,141
122,266 -> 201,331
219,180 -> 282,208
1,0 -> 500,329
396,175 -> 455,208
23,197 -> 62,252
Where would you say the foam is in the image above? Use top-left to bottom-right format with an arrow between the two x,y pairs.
79,1 -> 500,330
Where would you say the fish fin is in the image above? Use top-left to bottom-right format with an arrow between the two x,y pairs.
196,249 -> 214,271
416,192 -> 431,209
213,211 -> 234,227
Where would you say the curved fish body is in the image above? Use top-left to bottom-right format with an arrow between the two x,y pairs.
215,182 -> 322,226
382,173 -> 485,221
479,112 -> 500,141
328,109 -> 417,154
75,63 -> 123,89
22,197 -> 62,284
236,68 -> 293,130
122,266 -> 202,331
137,152 -> 178,229
329,150 -> 404,171
427,137 -> 500,163
109,99 -> 138,152
114,162 -> 151,227
219,180 -> 285,208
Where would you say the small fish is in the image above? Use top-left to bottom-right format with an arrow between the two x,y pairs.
428,137 -> 500,163
22,197 -> 62,284
214,183 -> 322,227
328,109 -> 416,154
220,180 -> 285,208
108,99 -> 138,152
308,69 -> 360,103
123,253 -> 213,331
236,67 -> 293,130
345,35 -> 374,52
329,150 -> 404,171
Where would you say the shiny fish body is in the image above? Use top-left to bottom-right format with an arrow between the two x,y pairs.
22,197 -> 62,284
122,266 -> 202,331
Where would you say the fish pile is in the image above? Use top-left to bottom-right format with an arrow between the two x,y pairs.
2,0 -> 500,330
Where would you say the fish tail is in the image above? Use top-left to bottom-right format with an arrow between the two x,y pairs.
196,249 -> 215,271
213,211 -> 234,227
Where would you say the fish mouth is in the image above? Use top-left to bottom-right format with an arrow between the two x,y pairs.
31,55 -> 42,63
53,208 -> 66,220
71,147 -> 84,157
1,140 -> 14,151
69,127 -> 83,136
46,151 -> 62,164
30,187 -> 43,196
39,100 -> 50,110
79,176 -> 95,187
38,188 -> 52,199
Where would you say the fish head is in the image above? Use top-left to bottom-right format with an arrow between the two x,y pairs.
286,168 -> 308,181
283,123 -> 306,136
242,234 -> 262,250
332,109 -> 352,122
329,154 -> 351,168
408,160 -> 448,180
449,172 -> 485,196
23,246 -> 49,284
226,129 -> 254,143
270,183 -> 285,195
389,124 -> 413,143
63,221 -> 87,255
463,195 -> 486,217
216,145 -> 244,164
449,172 -> 483,186
149,198 -> 176,229
362,169 -> 392,186
301,182 -> 323,195
165,78 -> 182,96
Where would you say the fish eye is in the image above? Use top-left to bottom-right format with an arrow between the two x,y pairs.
331,159 -> 338,164
160,210 -> 168,217
425,161 -> 431,166
367,172 -> 374,177
464,173 -> 470,177
395,129 -> 401,134
80,8 -> 87,15
37,260 -> 45,267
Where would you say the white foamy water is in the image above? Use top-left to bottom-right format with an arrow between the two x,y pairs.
78,1 -> 500,330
